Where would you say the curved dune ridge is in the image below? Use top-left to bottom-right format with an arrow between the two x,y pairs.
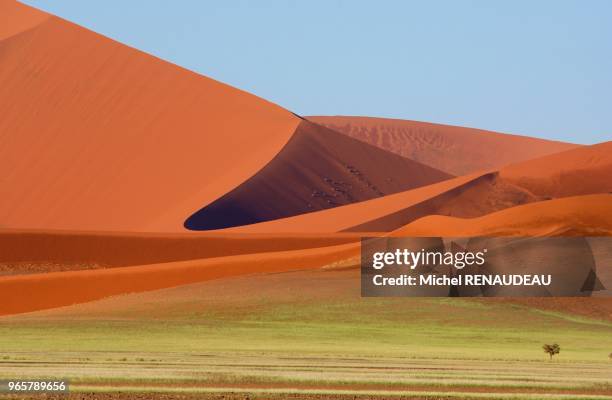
226,171 -> 541,233
230,142 -> 612,233
500,141 -> 612,197
0,0 -> 300,232
349,143 -> 612,232
0,230 -> 360,274
3,141 -> 610,315
2,194 -> 611,315
0,241 -> 359,316
396,194 -> 612,237
185,120 -> 452,230
227,172 -> 488,233
308,116 -> 579,175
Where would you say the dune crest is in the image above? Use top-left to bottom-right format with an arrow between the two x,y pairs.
308,116 -> 579,175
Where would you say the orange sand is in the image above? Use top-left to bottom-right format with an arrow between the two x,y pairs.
230,140 -> 612,233
184,120 -> 451,230
0,241 -> 359,316
396,194 -> 612,237
0,0 -> 49,40
1,2 -> 610,319
0,229 -> 360,273
1,1 -> 299,232
500,141 -> 612,197
228,172 -> 488,233
308,116 -> 579,175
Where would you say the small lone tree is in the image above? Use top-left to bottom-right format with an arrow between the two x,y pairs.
543,343 -> 560,360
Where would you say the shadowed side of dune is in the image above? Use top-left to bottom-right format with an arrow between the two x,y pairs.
358,142 -> 612,232
231,139 -> 612,234
345,172 -> 540,232
335,146 -> 612,232
308,116 -> 579,175
228,173 -> 486,233
184,120 -> 452,230
228,171 -> 540,233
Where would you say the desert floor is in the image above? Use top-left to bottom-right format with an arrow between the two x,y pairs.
1,269 -> 611,400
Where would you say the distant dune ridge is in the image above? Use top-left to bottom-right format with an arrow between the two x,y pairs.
500,141 -> 612,197
308,116 -> 579,175
348,142 -> 612,232
1,1 -> 611,317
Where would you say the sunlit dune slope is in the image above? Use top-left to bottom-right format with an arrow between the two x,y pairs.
0,230 -> 359,274
396,194 -> 612,237
1,2 -> 456,233
9,269 -> 611,323
500,141 -> 612,198
185,120 -> 452,230
0,241 -> 358,316
1,193 -> 609,315
308,116 -> 579,175
0,1 -> 299,232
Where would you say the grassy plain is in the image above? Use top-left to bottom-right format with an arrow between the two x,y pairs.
0,269 -> 610,399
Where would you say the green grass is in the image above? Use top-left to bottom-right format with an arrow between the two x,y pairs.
0,298 -> 610,361
0,284 -> 610,398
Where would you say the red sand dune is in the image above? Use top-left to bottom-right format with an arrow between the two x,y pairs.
500,141 -> 612,198
0,229 -> 359,274
0,1 -> 452,233
232,140 -> 612,233
1,191 -> 610,315
228,171 -> 540,233
0,1 -> 299,232
308,116 -> 579,175
0,241 -> 359,316
228,172 -> 487,233
2,2 -> 610,318
9,269 -> 611,323
396,194 -> 612,237
4,269 -> 363,321
185,120 -> 452,230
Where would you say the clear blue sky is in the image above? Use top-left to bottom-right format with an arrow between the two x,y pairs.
24,0 -> 612,144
